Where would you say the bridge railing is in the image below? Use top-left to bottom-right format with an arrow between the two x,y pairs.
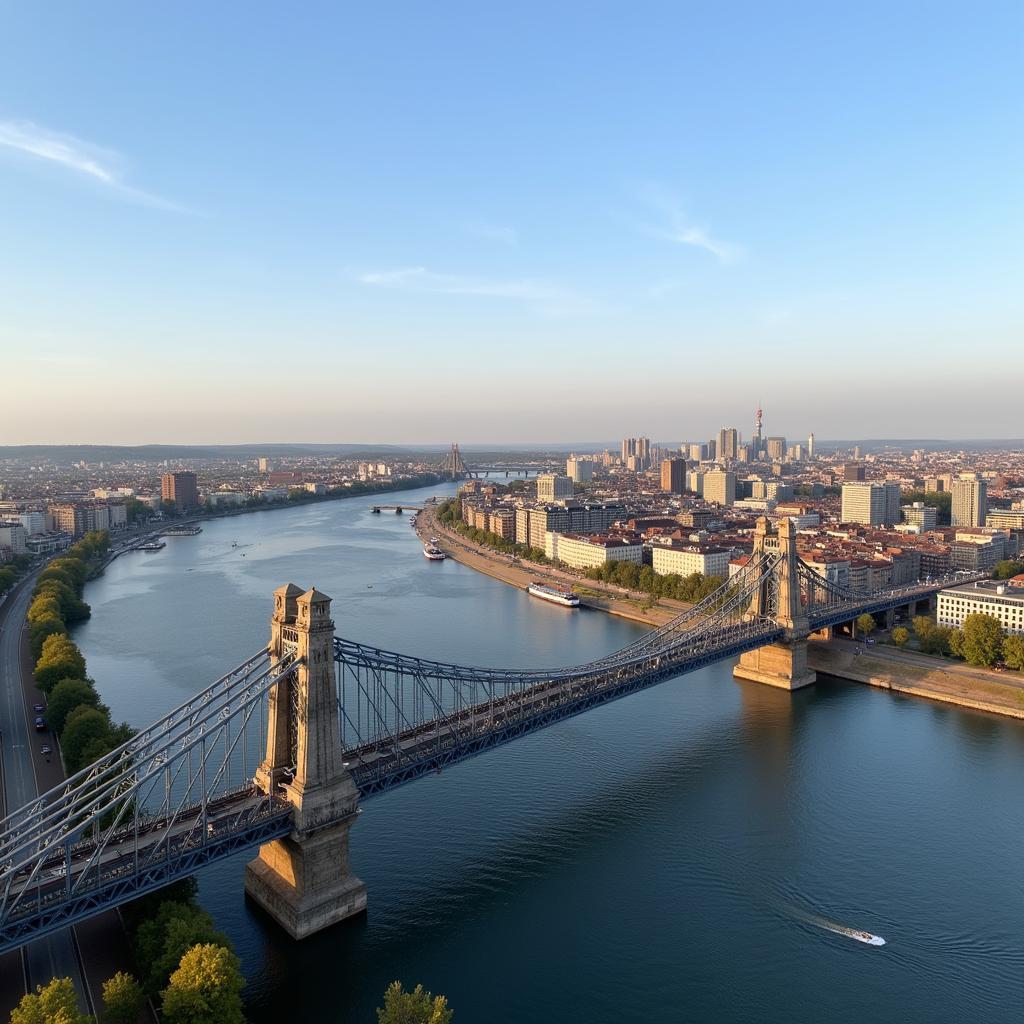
0,649 -> 296,934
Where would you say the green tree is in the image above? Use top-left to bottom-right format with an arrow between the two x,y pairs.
136,902 -> 232,995
9,976 -> 90,1024
892,626 -> 909,647
61,706 -> 113,772
958,613 -> 1005,667
35,634 -> 87,691
48,556 -> 88,590
161,944 -> 245,1024
1003,634 -> 1024,670
101,972 -> 145,1024
28,595 -> 64,625
0,565 -> 19,594
377,981 -> 454,1024
993,559 -> 1024,580
47,678 -> 101,733
32,579 -> 90,624
856,613 -> 876,636
948,628 -> 965,658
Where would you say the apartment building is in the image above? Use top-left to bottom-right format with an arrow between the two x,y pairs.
545,532 -> 643,569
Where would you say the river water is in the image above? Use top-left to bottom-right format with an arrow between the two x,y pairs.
73,482 -> 1024,1023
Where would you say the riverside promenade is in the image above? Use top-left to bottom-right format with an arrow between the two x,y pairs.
414,504 -> 691,628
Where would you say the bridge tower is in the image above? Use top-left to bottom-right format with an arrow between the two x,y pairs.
733,517 -> 817,690
245,584 -> 367,939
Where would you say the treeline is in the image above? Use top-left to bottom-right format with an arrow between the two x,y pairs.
583,562 -> 725,603
0,550 -> 33,599
895,613 -> 1024,670
27,531 -> 134,775
11,879 -> 246,1024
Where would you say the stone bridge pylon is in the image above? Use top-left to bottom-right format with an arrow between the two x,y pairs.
244,584 -> 367,938
733,517 -> 817,690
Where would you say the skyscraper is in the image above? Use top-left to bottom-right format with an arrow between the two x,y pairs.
161,471 -> 199,510
807,433 -> 815,460
717,427 -> 739,462
766,436 -> 786,462
660,458 -> 686,494
840,481 -> 901,526
951,473 -> 987,527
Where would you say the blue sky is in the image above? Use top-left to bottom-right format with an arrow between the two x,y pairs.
1,2 -> 1021,444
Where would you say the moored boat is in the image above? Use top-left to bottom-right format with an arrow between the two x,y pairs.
527,581 -> 580,607
423,545 -> 446,561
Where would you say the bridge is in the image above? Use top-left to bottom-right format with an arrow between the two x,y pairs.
0,518 -> 981,951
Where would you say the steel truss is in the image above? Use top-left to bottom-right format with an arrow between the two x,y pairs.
0,650 -> 297,953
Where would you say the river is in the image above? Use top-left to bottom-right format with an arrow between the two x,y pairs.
73,482 -> 1024,1023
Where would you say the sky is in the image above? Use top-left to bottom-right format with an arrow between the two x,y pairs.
1,1 -> 1021,445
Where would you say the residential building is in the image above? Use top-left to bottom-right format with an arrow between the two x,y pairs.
951,473 -> 987,528
0,522 -> 28,556
536,474 -> 574,503
841,463 -> 866,481
840,481 -> 901,526
651,541 -> 731,578
902,502 -> 937,530
161,471 -> 199,510
565,457 -> 594,484
703,469 -> 736,506
986,509 -> 1024,531
48,503 -> 88,538
938,579 -> 1024,635
545,532 -> 642,569
660,458 -> 686,495
766,436 -> 786,462
18,511 -> 46,535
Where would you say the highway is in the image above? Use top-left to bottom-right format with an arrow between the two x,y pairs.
0,575 -> 91,1016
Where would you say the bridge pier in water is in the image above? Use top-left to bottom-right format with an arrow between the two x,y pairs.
734,517 -> 817,690
245,584 -> 367,939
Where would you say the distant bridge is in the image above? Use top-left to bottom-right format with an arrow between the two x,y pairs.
0,518 -> 982,950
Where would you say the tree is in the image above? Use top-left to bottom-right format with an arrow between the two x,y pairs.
958,613 -> 1005,667
62,706 -> 112,767
994,560 -> 1024,580
948,628 -> 965,658
47,678 -> 101,733
856,613 -> 876,636
33,579 -> 90,624
29,615 -> 67,660
136,902 -> 232,995
161,944 -> 245,1024
377,981 -> 454,1024
1003,634 -> 1024,671
102,972 -> 145,1024
892,626 -> 909,647
9,977 -> 90,1024
35,634 -> 87,691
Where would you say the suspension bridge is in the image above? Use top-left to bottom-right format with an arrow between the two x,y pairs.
0,518 -> 981,951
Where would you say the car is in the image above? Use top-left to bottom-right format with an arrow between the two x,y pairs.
866,638 -> 875,645
40,745 -> 52,756
34,716 -> 46,731
33,703 -> 45,713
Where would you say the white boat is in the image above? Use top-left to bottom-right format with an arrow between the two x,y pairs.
423,545 -> 446,561
527,582 -> 580,607
819,921 -> 886,946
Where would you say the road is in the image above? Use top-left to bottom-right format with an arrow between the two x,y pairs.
0,575 -> 90,1017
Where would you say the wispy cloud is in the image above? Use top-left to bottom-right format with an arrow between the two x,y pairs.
465,221 -> 518,245
0,119 -> 188,212
357,266 -> 596,316
633,184 -> 743,264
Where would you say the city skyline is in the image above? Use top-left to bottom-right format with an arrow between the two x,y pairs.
3,2 -> 1022,443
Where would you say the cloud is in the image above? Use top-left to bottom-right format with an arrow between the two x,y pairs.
633,184 -> 743,264
465,222 -> 518,245
357,266 -> 596,315
0,119 -> 187,211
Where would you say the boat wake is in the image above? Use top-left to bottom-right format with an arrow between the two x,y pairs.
787,904 -> 886,946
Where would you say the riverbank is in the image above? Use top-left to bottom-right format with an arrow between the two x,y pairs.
415,505 -> 689,628
809,637 -> 1024,719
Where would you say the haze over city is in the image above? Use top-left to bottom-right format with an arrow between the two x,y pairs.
3,2 -> 1021,444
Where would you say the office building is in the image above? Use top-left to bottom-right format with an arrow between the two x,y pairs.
841,463 -> 866,482
840,481 -> 902,526
938,579 -> 1024,635
986,509 -> 1024,531
536,474 -> 574,503
901,502 -> 937,530
703,469 -> 736,507
651,542 -> 731,578
717,428 -> 739,462
545,532 -> 643,569
0,522 -> 28,556
161,471 -> 199,510
48,503 -> 88,537
18,511 -> 46,536
565,457 -> 594,484
807,433 -> 815,459
951,473 -> 987,528
660,458 -> 686,495
766,436 -> 786,462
